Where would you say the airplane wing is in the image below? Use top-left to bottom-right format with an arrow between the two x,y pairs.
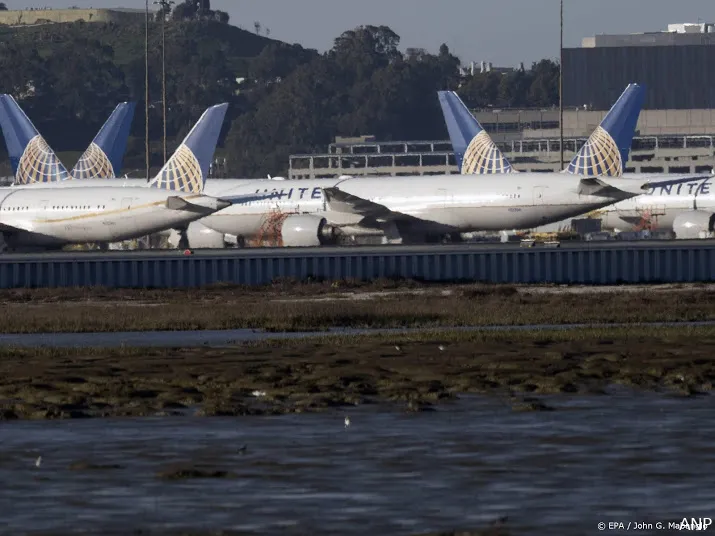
322,187 -> 427,225
578,174 -> 712,198
0,222 -> 25,233
216,192 -> 282,205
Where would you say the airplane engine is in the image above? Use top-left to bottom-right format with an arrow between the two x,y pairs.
168,221 -> 227,249
280,214 -> 337,247
673,210 -> 715,239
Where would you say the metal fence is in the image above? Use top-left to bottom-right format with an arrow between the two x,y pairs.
2,244 -> 715,288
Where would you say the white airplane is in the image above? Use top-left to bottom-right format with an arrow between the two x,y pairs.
0,86 -> 704,248
0,95 -> 136,183
0,103 -> 261,251
437,89 -> 714,237
178,85 -> 707,247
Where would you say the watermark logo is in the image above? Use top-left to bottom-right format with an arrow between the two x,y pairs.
598,518 -> 712,531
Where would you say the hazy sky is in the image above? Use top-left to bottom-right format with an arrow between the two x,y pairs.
11,0 -> 715,65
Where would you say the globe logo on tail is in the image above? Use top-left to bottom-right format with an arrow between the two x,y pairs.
16,135 -> 69,184
70,142 -> 115,179
567,126 -> 623,177
462,131 -> 513,174
152,144 -> 203,194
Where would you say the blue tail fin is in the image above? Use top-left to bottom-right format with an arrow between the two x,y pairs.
0,94 -> 70,184
149,103 -> 228,194
70,101 -> 136,179
437,90 -> 514,174
566,83 -> 645,177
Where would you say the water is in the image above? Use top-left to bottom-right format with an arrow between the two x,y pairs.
1,393 -> 713,535
1,320 -> 715,348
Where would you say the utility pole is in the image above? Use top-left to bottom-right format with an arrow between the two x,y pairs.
154,0 -> 174,165
559,0 -> 564,170
145,0 -> 150,181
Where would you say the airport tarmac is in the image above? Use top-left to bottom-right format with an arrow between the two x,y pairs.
1,238 -> 715,262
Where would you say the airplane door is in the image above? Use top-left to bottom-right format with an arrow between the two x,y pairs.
438,188 -> 449,209
533,186 -> 546,205
39,200 -> 49,220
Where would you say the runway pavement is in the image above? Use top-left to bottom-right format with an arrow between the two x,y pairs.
2,238 -> 715,263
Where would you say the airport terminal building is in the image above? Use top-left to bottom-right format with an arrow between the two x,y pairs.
565,23 -> 715,111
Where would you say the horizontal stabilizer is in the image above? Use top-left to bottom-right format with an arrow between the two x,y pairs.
166,195 -> 230,213
578,174 -> 713,198
217,193 -> 281,205
577,178 -> 630,198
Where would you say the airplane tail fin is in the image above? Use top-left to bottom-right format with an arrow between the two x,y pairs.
566,83 -> 645,178
437,90 -> 514,174
0,94 -> 70,184
70,101 -> 136,179
148,103 -> 228,194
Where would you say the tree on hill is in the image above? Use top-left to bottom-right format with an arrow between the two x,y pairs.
0,22 -> 558,176
171,0 -> 229,23
0,3 -> 8,11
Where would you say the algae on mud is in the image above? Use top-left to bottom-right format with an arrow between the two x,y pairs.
0,328 -> 713,421
2,281 -> 715,333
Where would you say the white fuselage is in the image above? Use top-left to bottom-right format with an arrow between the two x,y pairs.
0,186 -> 221,247
595,177 -> 714,231
193,174 -> 635,239
7,173 -> 712,239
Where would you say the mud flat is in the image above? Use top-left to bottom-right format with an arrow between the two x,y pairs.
2,281 -> 715,333
0,327 -> 713,420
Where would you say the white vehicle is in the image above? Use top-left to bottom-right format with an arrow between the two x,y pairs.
0,94 -> 136,183
437,88 -> 714,237
0,103 -> 256,251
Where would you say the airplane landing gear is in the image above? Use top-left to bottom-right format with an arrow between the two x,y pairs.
175,227 -> 189,250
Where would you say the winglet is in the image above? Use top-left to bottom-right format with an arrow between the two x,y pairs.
70,101 -> 137,179
0,94 -> 70,184
437,90 -> 514,174
149,103 -> 229,194
566,83 -> 645,178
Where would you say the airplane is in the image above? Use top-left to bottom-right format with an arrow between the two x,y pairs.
0,85 -> 702,250
0,103 -> 265,251
182,84 -> 710,247
0,94 -> 136,184
437,89 -> 715,236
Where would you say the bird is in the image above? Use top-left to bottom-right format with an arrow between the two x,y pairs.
438,345 -> 445,351
35,456 -> 42,468
394,345 -> 401,352
344,416 -> 350,428
238,445 -> 247,455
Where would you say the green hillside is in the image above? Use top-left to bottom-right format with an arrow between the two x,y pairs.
0,19 -> 277,76
0,18 -> 287,169
0,18 -> 559,177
